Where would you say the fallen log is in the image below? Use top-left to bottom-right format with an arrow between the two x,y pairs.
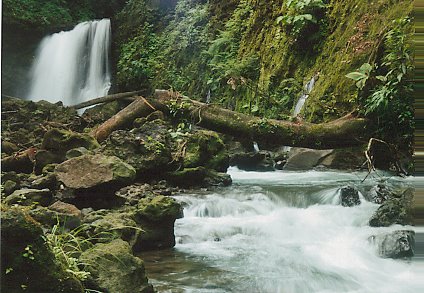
90,89 -> 370,148
91,96 -> 156,142
71,90 -> 144,110
152,90 -> 370,149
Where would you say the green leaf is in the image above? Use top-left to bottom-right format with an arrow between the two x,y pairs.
376,75 -> 387,82
346,72 -> 367,81
359,63 -> 372,73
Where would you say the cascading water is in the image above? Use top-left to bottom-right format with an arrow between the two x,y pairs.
142,168 -> 423,293
293,74 -> 318,117
27,19 -> 111,105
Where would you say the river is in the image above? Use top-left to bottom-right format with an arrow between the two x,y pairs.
142,167 -> 423,293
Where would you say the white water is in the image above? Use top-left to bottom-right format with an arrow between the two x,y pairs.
27,19 -> 111,105
144,168 -> 423,293
293,74 -> 318,117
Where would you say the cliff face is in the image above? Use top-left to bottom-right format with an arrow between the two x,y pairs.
114,0 -> 412,123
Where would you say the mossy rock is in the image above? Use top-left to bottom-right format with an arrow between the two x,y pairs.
82,100 -> 129,125
80,239 -> 154,293
369,189 -> 413,227
166,167 -> 232,188
42,128 -> 100,155
5,188 -> 53,207
54,154 -> 136,190
1,207 -> 84,293
137,195 -> 183,223
183,130 -> 229,172
101,120 -> 172,176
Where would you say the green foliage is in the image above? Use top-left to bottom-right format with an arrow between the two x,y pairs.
351,18 -> 413,147
276,0 -> 327,43
117,23 -> 159,90
44,224 -> 93,282
346,63 -> 372,90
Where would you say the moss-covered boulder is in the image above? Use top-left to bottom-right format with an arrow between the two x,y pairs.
1,207 -> 84,293
184,130 -> 229,172
101,120 -> 172,176
166,167 -> 232,188
42,128 -> 100,155
369,189 -> 413,227
80,239 -> 154,293
5,188 -> 53,207
55,154 -> 136,190
30,201 -> 82,230
134,195 -> 183,251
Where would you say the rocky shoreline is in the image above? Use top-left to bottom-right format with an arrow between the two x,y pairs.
1,97 -> 415,292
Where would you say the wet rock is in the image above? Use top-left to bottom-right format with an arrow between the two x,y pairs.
166,167 -> 231,188
230,151 -> 274,171
319,147 -> 365,169
42,128 -> 99,154
369,189 -> 413,227
55,154 -> 136,190
340,186 -> 361,207
368,184 -> 391,204
1,207 -> 84,293
116,183 -> 161,205
134,195 -> 183,251
5,188 -> 53,207
101,120 -> 172,176
370,230 -> 415,258
284,148 -> 333,171
184,130 -> 229,172
80,239 -> 154,293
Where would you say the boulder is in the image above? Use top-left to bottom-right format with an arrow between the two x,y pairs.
166,167 -> 232,188
367,184 -> 391,204
134,195 -> 183,251
183,130 -> 229,172
1,141 -> 19,155
65,147 -> 91,159
5,188 -> 53,207
340,186 -> 361,207
34,150 -> 65,174
319,147 -> 365,169
230,151 -> 274,171
41,128 -> 100,155
284,148 -> 333,170
30,173 -> 58,190
1,207 -> 84,293
370,230 -> 415,258
80,239 -> 154,293
55,154 -> 136,190
30,201 -> 83,230
82,100 -> 128,125
369,189 -> 413,227
2,180 -> 19,196
101,120 -> 172,176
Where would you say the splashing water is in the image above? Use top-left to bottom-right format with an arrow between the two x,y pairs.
142,168 -> 423,293
27,19 -> 111,105
293,74 -> 318,117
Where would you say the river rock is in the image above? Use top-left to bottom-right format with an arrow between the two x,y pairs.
184,130 -> 229,172
370,230 -> 415,258
166,167 -> 232,188
1,207 -> 84,293
283,148 -> 333,170
80,239 -> 154,293
2,180 -> 20,196
369,189 -> 413,227
30,173 -> 58,190
54,154 -> 136,190
30,201 -> 83,230
319,147 -> 365,169
101,120 -> 172,176
134,195 -> 183,251
367,184 -> 391,204
340,186 -> 361,207
65,147 -> 91,159
5,188 -> 53,206
34,150 -> 66,174
230,151 -> 274,171
1,141 -> 19,155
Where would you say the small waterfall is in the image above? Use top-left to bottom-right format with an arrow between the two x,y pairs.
292,73 -> 318,117
27,19 -> 111,105
253,142 -> 260,153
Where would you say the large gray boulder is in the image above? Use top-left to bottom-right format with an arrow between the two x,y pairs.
283,148 -> 333,170
55,154 -> 136,190
370,230 -> 415,259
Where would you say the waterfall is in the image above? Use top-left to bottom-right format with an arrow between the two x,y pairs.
27,19 -> 111,105
292,74 -> 318,117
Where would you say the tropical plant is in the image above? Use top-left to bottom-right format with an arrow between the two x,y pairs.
345,63 -> 373,90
